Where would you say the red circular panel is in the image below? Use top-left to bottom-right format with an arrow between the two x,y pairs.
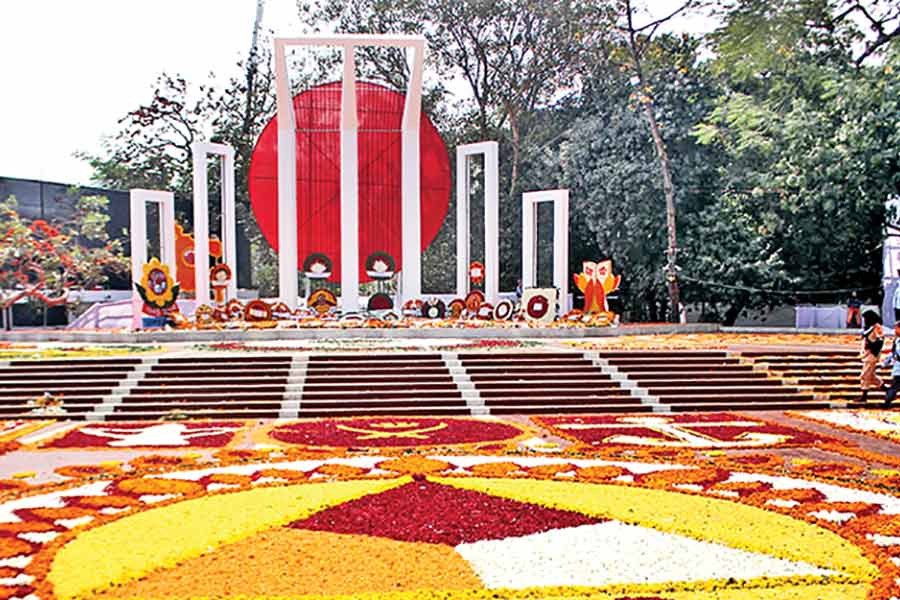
248,81 -> 451,283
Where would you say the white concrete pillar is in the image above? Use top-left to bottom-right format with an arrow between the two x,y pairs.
192,143 -> 238,303
340,45 -> 360,311
401,42 -> 425,301
455,141 -> 499,302
129,189 -> 176,329
191,146 -> 210,303
522,189 -> 569,311
275,39 -> 299,307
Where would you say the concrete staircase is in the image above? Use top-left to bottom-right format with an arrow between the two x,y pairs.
0,358 -> 142,418
0,349 -> 860,420
739,349 -> 889,406
458,352 -> 648,414
599,351 -> 830,411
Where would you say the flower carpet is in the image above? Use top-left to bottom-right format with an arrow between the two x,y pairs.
0,412 -> 896,600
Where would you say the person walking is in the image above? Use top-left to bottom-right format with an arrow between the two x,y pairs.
882,322 -> 900,408
893,270 -> 900,322
859,310 -> 885,403
847,292 -> 862,328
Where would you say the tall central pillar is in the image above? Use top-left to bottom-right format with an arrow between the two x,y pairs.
340,46 -> 360,311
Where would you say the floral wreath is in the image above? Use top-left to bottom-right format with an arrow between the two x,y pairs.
303,253 -> 333,279
365,251 -> 396,280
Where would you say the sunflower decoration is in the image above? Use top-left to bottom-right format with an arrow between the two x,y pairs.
135,258 -> 180,313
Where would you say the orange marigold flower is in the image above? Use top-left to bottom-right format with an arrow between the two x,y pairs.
116,478 -> 203,496
846,514 -> 900,537
0,537 -> 32,559
205,473 -> 254,486
0,521 -> 57,535
576,465 -> 629,482
376,456 -> 451,475
314,464 -> 368,478
254,468 -> 308,482
469,462 -> 524,477
638,468 -> 729,489
28,506 -> 95,521
129,454 -> 196,472
747,487 -> 826,506
527,463 -> 575,479
73,495 -> 140,509
54,463 -> 123,479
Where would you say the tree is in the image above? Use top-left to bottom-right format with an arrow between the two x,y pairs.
0,195 -> 129,312
561,33 -> 721,321
609,0 -> 708,321
690,0 -> 900,321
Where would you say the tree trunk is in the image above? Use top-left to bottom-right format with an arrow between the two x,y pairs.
622,0 -> 682,322
641,100 -> 681,321
507,106 -> 521,202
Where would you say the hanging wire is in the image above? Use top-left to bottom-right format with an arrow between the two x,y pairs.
679,275 -> 881,296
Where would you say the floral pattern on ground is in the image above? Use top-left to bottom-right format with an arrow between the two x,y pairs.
791,410 -> 900,443
268,417 -> 527,448
535,413 -> 829,449
290,479 -> 603,545
41,421 -> 244,449
0,448 -> 892,600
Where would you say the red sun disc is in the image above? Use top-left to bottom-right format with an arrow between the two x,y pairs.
248,81 -> 451,283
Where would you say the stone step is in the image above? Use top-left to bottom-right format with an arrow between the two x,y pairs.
644,385 -> 801,396
488,403 -> 654,414
657,393 -> 813,404
112,400 -> 283,412
668,401 -> 832,412
295,406 -> 470,417
121,392 -> 285,402
301,391 -> 462,401
158,356 -> 292,364
483,395 -> 643,405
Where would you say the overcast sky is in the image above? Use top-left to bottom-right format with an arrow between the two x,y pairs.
0,0 -> 717,187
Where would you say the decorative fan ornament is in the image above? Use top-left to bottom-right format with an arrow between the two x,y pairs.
464,290 -> 485,313
303,253 -> 333,280
448,298 -> 466,319
367,292 -> 394,312
422,299 -> 447,319
365,252 -> 396,280
401,299 -> 423,317
271,302 -> 293,320
308,288 -> 338,315
493,299 -> 514,321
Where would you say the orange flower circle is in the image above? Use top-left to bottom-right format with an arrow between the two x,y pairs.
376,456 -> 451,475
117,478 -> 204,496
0,537 -> 31,559
470,462 -> 524,477
576,465 -> 629,482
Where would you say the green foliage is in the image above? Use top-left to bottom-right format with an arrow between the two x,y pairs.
0,195 -> 129,299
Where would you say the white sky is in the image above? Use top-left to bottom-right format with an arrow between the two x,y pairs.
0,0 -> 716,187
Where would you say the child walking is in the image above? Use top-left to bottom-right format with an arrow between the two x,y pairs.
860,311 -> 885,403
